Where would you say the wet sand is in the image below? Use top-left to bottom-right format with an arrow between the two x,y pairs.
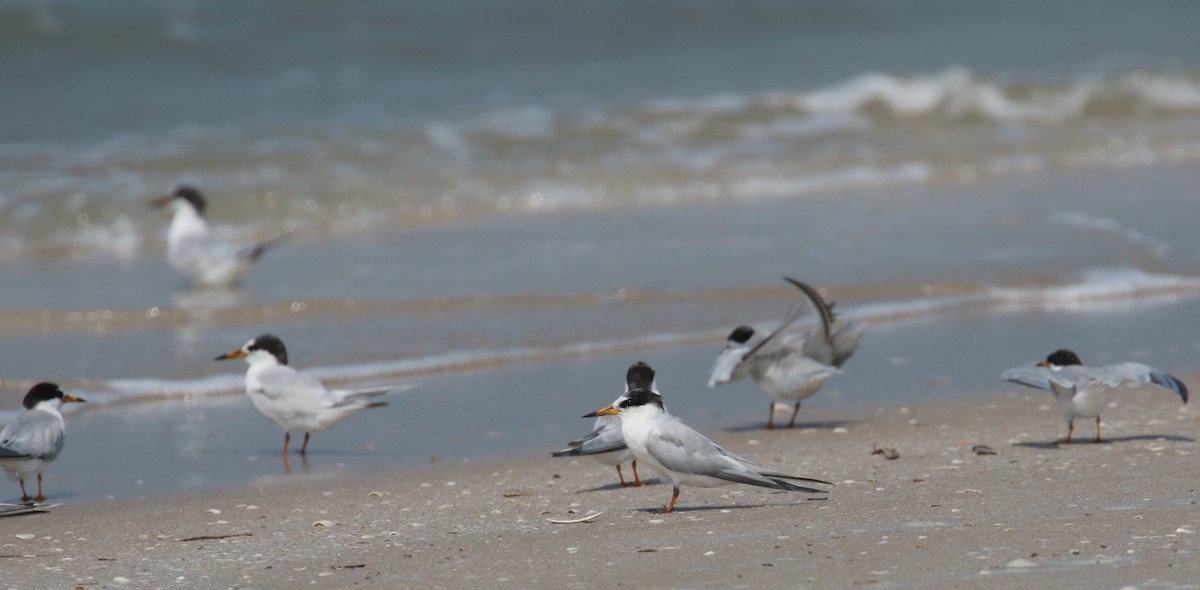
2,384 -> 1197,589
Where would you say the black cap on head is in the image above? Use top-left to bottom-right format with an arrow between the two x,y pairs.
1045,349 -> 1082,367
728,326 -> 755,344
618,388 -> 664,411
170,184 -> 207,216
251,334 -> 288,365
22,382 -> 64,409
626,361 -> 656,391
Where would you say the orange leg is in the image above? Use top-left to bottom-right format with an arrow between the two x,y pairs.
18,479 -> 30,503
615,464 -> 628,486
788,401 -> 802,428
34,473 -> 44,503
300,433 -> 311,456
282,432 -> 291,456
1094,416 -> 1102,444
653,485 -> 681,514
630,460 -> 643,486
1065,419 -> 1074,444
766,404 -> 776,430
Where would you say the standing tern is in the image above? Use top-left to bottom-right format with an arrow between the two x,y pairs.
586,362 -> 832,513
0,383 -> 85,502
1002,349 -> 1188,443
215,334 -> 398,457
709,277 -> 863,429
552,367 -> 648,487
150,184 -> 288,287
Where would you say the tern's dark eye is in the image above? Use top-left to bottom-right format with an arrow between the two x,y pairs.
618,389 -> 663,410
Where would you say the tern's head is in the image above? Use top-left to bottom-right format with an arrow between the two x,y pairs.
150,184 -> 208,217
215,334 -> 289,366
588,362 -> 664,417
22,382 -> 85,410
1039,349 -> 1082,369
726,326 -> 755,345
624,361 -> 656,393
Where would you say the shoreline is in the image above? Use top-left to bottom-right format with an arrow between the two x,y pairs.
2,387 -> 1197,588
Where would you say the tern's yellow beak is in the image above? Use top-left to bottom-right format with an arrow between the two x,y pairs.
148,195 -> 173,209
1037,361 -> 1050,367
215,349 -> 248,361
63,394 -> 85,404
583,405 -> 619,418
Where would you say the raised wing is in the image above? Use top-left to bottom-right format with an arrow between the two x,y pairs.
740,303 -> 807,363
1001,365 -> 1072,392
708,343 -> 752,387
784,277 -> 834,344
829,320 -> 865,368
1098,362 -> 1189,403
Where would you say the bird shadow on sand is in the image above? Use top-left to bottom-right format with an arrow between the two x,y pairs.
573,479 -> 665,493
632,497 -> 830,514
723,419 -> 855,433
1013,433 -> 1194,450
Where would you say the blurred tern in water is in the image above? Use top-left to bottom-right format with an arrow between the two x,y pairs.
1002,348 -> 1188,443
709,277 -> 863,429
216,334 -> 407,457
0,383 -> 85,502
150,184 -> 288,287
552,371 -> 647,487
586,362 -> 832,513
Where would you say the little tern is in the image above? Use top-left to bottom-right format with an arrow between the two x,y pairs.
709,277 -> 863,429
0,383 -> 85,502
215,334 -> 396,457
150,184 -> 288,287
587,362 -> 832,513
1002,348 -> 1188,443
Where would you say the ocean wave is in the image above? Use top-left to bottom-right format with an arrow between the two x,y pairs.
3,67 -> 1200,261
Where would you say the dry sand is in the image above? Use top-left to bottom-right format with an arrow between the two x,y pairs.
2,387 -> 1198,589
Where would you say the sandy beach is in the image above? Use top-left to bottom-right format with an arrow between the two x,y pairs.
2,383 -> 1197,590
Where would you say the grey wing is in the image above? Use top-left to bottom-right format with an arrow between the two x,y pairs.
783,278 -> 834,344
237,233 -> 290,262
333,382 -> 419,403
829,320 -> 865,368
1001,365 -> 1072,392
647,419 -> 748,478
0,412 -> 64,459
0,446 -> 32,460
552,416 -> 627,457
258,366 -> 333,409
741,303 -> 809,364
712,443 -> 834,489
647,419 -> 816,490
1098,363 -> 1189,403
